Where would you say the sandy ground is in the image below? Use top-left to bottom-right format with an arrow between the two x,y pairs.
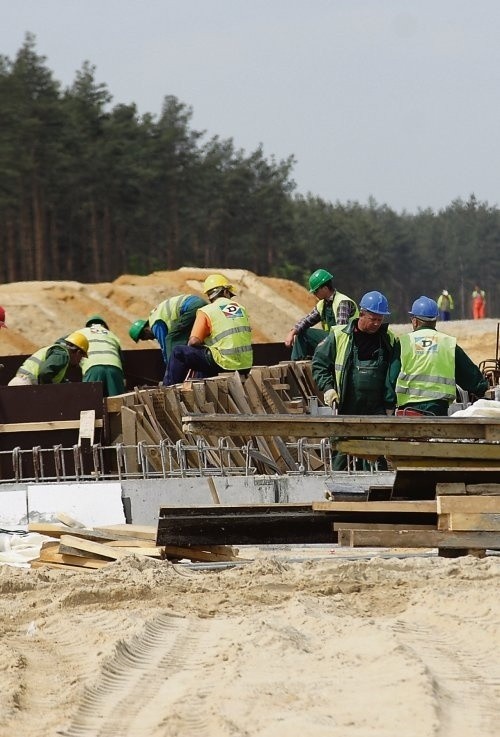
0,268 -> 497,366
1,550 -> 499,736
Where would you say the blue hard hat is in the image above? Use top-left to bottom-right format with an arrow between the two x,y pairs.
409,296 -> 439,320
359,291 -> 390,315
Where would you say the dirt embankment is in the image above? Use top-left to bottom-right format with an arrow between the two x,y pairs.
0,268 -> 497,366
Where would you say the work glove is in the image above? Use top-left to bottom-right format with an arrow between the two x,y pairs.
323,389 -> 338,408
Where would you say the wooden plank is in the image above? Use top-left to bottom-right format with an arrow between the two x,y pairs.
27,523 -> 114,541
157,504 -> 335,546
0,419 -> 103,433
93,523 -> 157,540
38,544 -> 109,569
207,477 -> 221,504
437,495 -> 500,514
337,528 -> 500,549
59,534 -> 130,560
181,414 -> 500,441
78,409 -> 95,447
337,439 -> 500,460
435,482 -> 466,496
121,406 -> 139,473
465,483 -> 500,495
313,500 -> 436,513
334,522 -> 436,531
438,512 -> 500,531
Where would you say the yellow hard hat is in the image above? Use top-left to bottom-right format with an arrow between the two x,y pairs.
202,274 -> 236,296
65,331 -> 89,357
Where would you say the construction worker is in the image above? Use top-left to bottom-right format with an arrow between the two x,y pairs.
471,285 -> 486,319
285,268 -> 358,360
8,332 -> 89,386
0,306 -> 6,328
129,294 -> 207,383
437,290 -> 454,321
79,315 -> 125,397
165,274 -> 253,386
387,296 -> 488,416
312,291 -> 396,470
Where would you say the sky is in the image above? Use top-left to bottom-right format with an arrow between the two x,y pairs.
2,1 -> 500,213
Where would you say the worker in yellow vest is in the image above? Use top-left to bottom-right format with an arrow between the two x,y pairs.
79,315 -> 125,397
129,294 -> 207,383
387,296 -> 488,416
285,268 -> 358,360
8,332 -> 89,386
312,291 -> 396,470
165,274 -> 253,385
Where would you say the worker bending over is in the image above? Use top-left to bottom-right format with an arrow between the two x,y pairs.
285,268 -> 358,360
165,274 -> 253,386
8,332 -> 89,386
312,291 -> 396,470
129,294 -> 207,384
387,296 -> 488,416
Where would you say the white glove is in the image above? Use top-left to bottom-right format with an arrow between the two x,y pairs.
323,389 -> 338,408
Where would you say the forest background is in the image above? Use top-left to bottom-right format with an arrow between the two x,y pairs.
1,35 -> 499,322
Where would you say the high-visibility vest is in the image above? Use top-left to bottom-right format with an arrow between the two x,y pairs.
332,324 -> 395,396
16,344 -> 70,384
396,330 -> 456,406
148,295 -> 187,330
317,291 -> 358,330
201,298 -> 253,370
79,326 -> 122,373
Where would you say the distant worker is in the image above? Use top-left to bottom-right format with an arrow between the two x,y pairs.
79,315 -> 125,397
129,294 -> 207,384
437,289 -> 454,321
387,296 -> 488,416
312,291 -> 396,470
0,306 -> 6,328
165,274 -> 253,386
8,332 -> 89,386
471,285 -> 486,320
285,269 -> 358,360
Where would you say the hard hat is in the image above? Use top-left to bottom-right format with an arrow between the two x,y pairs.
65,331 -> 89,357
359,291 -> 390,315
409,296 -> 439,321
85,314 -> 109,329
129,319 -> 148,342
202,274 -> 236,296
442,289 -> 449,296
0,305 -> 6,328
308,269 -> 334,293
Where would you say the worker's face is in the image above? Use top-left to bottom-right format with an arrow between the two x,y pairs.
358,310 -> 384,333
70,349 -> 85,365
313,284 -> 331,299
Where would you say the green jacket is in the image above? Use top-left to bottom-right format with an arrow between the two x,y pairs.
312,319 -> 396,412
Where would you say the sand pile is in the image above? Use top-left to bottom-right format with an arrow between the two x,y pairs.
0,551 -> 499,736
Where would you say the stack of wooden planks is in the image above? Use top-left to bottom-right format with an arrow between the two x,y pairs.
29,520 -> 242,570
106,362 -> 322,474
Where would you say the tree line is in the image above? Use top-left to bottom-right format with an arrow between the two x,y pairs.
1,34 -> 498,321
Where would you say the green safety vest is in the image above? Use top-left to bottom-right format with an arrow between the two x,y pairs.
201,298 -> 253,370
16,344 -> 70,384
79,326 -> 122,373
396,330 -> 456,406
317,291 -> 358,330
332,324 -> 395,400
148,295 -> 187,330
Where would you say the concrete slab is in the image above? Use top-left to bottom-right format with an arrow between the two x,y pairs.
27,482 -> 125,527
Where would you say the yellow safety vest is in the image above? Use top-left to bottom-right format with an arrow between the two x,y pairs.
16,344 -> 70,384
201,298 -> 253,370
332,325 -> 395,394
148,295 -> 186,330
79,326 -> 122,373
396,330 -> 456,405
317,291 -> 358,330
